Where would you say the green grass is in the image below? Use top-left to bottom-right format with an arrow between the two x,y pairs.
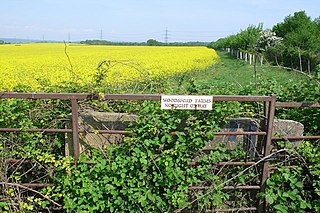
198,51 -> 307,88
167,50 -> 311,95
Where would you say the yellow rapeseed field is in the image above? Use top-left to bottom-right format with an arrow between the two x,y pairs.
0,43 -> 219,91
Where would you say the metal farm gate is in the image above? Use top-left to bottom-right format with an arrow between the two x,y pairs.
0,92 -> 319,212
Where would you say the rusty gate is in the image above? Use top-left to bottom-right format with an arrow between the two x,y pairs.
0,92 -> 319,212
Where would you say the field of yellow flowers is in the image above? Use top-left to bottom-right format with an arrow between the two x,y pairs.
0,43 -> 219,91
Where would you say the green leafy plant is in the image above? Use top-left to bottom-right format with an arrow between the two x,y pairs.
263,141 -> 320,213
56,101 -> 245,212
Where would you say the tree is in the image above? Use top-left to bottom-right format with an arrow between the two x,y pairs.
209,11 -> 320,77
146,39 -> 161,46
0,40 -> 4,44
272,11 -> 320,73
209,24 -> 263,52
253,30 -> 282,88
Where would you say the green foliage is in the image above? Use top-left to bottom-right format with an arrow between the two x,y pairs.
263,141 -> 320,212
211,10 -> 320,75
238,78 -> 320,135
273,11 -> 319,51
271,11 -> 320,73
0,98 -> 69,212
57,101 -> 242,212
146,39 -> 162,46
209,24 -> 263,52
93,59 -> 112,85
264,167 -> 311,213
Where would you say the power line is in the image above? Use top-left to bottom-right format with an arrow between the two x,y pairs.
165,27 -> 168,44
170,30 -> 235,34
42,29 -> 228,42
104,31 -> 164,36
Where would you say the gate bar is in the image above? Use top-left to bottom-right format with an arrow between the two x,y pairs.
0,92 -> 274,102
71,99 -> 80,162
258,94 -> 276,213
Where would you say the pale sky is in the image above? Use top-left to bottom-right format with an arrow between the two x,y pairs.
1,0 -> 319,42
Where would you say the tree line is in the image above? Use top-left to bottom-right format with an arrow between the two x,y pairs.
80,39 -> 209,46
209,11 -> 320,76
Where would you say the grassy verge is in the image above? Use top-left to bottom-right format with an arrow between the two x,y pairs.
189,50 -> 309,92
163,50 -> 320,103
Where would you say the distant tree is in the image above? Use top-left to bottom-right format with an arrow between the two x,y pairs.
209,24 -> 263,51
147,39 -> 161,46
0,40 -> 4,44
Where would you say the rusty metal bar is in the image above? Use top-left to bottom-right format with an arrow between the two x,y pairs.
208,207 -> 257,212
1,92 -> 273,102
71,99 -> 80,162
270,165 -> 299,171
7,158 -> 259,169
188,161 -> 256,166
2,93 -> 318,110
179,207 -> 257,212
223,185 -> 260,190
276,102 -> 320,108
256,101 -> 269,156
170,131 -> 267,136
258,94 -> 276,213
0,128 -> 131,135
5,159 -> 31,164
217,162 -> 256,166
0,128 -> 269,137
6,159 -> 97,166
212,95 -> 272,102
0,128 -> 270,136
20,183 -> 54,188
104,94 -> 273,102
104,94 -> 161,101
214,131 -> 266,136
86,129 -> 131,134
0,128 -> 73,133
14,160 -> 292,173
189,185 -> 260,190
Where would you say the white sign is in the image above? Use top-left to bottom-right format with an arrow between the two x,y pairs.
161,95 -> 213,110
